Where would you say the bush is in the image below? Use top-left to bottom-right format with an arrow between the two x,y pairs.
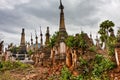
13,61 -> 30,69
79,57 -> 87,66
1,61 -> 14,70
92,54 -> 116,77
60,66 -> 71,80
89,46 -> 97,52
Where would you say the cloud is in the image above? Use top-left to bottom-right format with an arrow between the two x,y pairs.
0,0 -> 120,46
0,0 -> 30,10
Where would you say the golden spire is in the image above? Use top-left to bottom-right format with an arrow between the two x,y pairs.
59,0 -> 66,31
20,28 -> 25,46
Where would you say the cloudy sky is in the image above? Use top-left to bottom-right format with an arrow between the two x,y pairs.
0,0 -> 120,47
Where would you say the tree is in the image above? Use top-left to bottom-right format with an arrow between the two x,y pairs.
28,50 -> 33,55
49,32 -> 59,48
10,46 -> 19,54
99,20 -> 114,35
98,20 -> 115,49
65,36 -> 74,48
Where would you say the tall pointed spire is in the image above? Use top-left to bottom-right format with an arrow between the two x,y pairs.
59,0 -> 66,31
59,0 -> 64,9
45,26 -> 50,46
35,30 -> 38,51
90,32 -> 92,39
31,33 -> 33,45
20,28 -> 25,46
58,0 -> 67,42
19,28 -> 27,55
57,0 -> 68,57
40,26 -> 43,46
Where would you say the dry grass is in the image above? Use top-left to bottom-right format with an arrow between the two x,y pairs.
0,71 -> 18,80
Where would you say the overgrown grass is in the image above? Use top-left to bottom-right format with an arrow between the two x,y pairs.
0,61 -> 33,80
0,61 -> 32,72
0,71 -> 18,80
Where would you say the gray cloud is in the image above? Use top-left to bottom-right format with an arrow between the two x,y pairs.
0,0 -> 30,10
0,0 -> 120,46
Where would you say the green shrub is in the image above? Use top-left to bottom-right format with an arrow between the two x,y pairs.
92,54 -> 116,77
89,46 -> 97,52
79,57 -> 87,66
70,75 -> 84,80
60,66 -> 71,80
1,61 -> 14,70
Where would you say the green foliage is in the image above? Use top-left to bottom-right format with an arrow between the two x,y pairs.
117,29 -> 120,38
0,62 -> 3,69
89,46 -> 97,52
58,54 -> 115,80
65,35 -> 74,48
0,61 -> 31,71
98,20 -> 115,44
92,54 -> 116,77
79,57 -> 87,66
10,46 -> 19,53
60,66 -> 71,80
28,50 -> 33,55
49,31 -> 59,48
70,75 -> 84,80
13,61 -> 30,69
65,32 -> 88,48
107,36 -> 117,56
90,71 -> 109,80
100,20 -> 114,29
65,32 -> 87,54
79,38 -> 87,49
